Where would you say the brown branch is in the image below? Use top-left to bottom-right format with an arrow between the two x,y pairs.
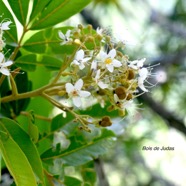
94,158 -> 110,186
140,93 -> 186,136
150,9 -> 186,38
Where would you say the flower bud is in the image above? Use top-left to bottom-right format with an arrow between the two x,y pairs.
126,93 -> 132,100
127,69 -> 135,80
87,24 -> 92,30
114,86 -> 126,100
99,116 -> 112,127
78,24 -> 83,30
73,31 -> 80,38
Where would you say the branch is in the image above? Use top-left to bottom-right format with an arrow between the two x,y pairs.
150,9 -> 186,38
139,93 -> 186,136
80,10 -> 100,29
94,158 -> 110,186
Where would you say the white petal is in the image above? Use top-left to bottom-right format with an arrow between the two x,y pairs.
100,51 -> 107,60
95,69 -> 101,80
108,49 -> 116,59
96,27 -> 103,35
79,90 -> 91,97
66,30 -> 71,37
0,68 -> 10,76
0,52 -> 5,63
79,62 -> 85,70
113,59 -> 122,67
71,60 -> 79,66
98,81 -> 108,89
1,21 -> 12,30
91,60 -> 97,70
2,60 -> 13,67
58,31 -> 65,40
137,58 -> 146,68
138,78 -> 148,92
139,68 -> 148,80
72,96 -> 81,107
82,57 -> 91,63
106,64 -> 114,72
65,83 -> 74,93
76,50 -> 84,60
114,94 -> 119,102
74,79 -> 83,90
128,63 -> 138,70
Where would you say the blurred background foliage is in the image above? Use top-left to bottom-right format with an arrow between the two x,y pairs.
78,0 -> 186,185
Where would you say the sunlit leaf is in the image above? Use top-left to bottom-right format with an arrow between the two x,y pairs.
0,122 -> 37,186
30,0 -> 92,30
30,0 -> 51,21
8,0 -> 30,25
23,27 -> 77,54
41,129 -> 115,166
0,118 -> 44,184
15,54 -> 63,71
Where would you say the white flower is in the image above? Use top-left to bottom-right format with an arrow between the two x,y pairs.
91,60 -> 97,70
138,68 -> 149,92
96,27 -> 103,36
139,68 -> 148,80
0,21 -> 12,31
138,78 -> 148,92
100,49 -> 122,72
0,52 -> 13,76
65,79 -> 91,107
94,69 -> 108,89
71,49 -> 91,70
128,58 -> 146,70
58,30 -> 72,45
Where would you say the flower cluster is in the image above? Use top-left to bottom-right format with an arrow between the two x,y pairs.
57,25 -> 153,127
0,20 -> 13,76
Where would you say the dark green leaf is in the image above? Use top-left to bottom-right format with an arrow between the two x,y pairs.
51,113 -> 76,136
0,117 -> 44,184
64,176 -> 82,186
0,121 -> 37,186
30,0 -> 92,30
81,161 -> 97,185
41,129 -> 115,166
8,0 -> 30,25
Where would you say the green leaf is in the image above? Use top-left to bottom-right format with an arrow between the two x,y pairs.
0,123 -> 37,186
15,54 -> 63,71
0,117 -> 44,184
80,102 -> 119,118
30,0 -> 92,30
30,0 -> 51,21
64,176 -> 82,186
23,27 -> 77,54
0,70 -> 31,117
81,161 -> 97,185
0,1 -> 17,45
41,129 -> 115,166
8,0 -> 30,25
51,113 -> 77,137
